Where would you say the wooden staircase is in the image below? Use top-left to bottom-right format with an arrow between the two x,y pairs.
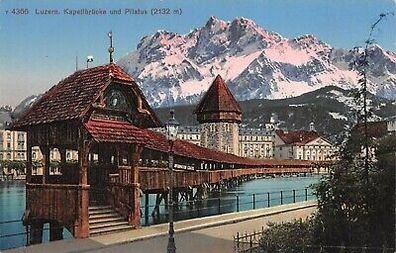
89,205 -> 131,236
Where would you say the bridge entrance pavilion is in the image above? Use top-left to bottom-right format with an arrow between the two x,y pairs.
11,63 -> 315,245
11,64 -> 161,244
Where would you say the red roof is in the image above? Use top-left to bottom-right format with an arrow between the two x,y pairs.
194,75 -> 241,116
84,118 -> 149,144
144,129 -> 311,167
12,64 -> 160,129
76,117 -> 312,166
276,129 -> 320,145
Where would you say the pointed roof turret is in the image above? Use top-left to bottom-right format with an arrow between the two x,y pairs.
194,75 -> 242,123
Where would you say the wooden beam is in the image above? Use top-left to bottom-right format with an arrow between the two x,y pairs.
78,135 -> 92,185
60,147 -> 66,164
26,133 -> 32,183
128,144 -> 142,228
40,146 -> 50,184
75,128 -> 91,238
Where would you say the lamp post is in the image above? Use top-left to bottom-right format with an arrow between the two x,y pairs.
165,109 -> 179,253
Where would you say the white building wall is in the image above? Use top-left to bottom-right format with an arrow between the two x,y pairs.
0,130 -> 27,161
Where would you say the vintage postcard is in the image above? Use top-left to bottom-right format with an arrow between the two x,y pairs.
0,0 -> 395,252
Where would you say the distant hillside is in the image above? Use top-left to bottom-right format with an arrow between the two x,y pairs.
155,86 -> 396,143
5,86 -> 395,144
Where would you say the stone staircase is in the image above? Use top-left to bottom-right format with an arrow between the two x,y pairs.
89,205 -> 131,236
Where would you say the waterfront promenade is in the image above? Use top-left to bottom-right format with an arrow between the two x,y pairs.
4,201 -> 316,253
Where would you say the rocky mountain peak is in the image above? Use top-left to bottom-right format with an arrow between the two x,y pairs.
117,17 -> 396,108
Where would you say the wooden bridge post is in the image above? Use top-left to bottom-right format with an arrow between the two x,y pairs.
128,144 -> 142,228
26,133 -> 32,183
59,147 -> 66,165
40,146 -> 50,184
73,127 -> 92,238
29,221 -> 44,245
74,136 -> 90,238
49,221 -> 63,241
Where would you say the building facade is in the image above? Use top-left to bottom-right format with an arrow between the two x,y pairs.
177,126 -> 201,146
239,128 -> 275,159
274,129 -> 337,160
0,129 -> 27,161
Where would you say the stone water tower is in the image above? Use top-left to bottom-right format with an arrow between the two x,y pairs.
194,75 -> 242,155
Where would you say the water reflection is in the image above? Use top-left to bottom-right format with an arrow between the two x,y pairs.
0,175 -> 320,250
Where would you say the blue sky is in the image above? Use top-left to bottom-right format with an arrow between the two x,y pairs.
0,0 -> 395,107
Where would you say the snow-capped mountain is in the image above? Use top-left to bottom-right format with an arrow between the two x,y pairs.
0,96 -> 41,128
118,16 -> 396,107
11,95 -> 40,120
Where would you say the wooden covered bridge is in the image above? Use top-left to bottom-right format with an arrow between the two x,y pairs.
11,63 -> 318,244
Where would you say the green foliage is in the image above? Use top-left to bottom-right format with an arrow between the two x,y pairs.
313,133 -> 395,248
259,218 -> 315,253
256,134 -> 395,252
253,13 -> 395,253
0,160 -> 26,173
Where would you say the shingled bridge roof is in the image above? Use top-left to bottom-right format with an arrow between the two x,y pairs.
12,64 -> 160,129
84,118 -> 150,144
144,129 -> 312,167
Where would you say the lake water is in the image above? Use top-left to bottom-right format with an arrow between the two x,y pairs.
0,176 -> 320,250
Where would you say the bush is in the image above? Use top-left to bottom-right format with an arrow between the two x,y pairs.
259,217 -> 315,253
256,134 -> 395,252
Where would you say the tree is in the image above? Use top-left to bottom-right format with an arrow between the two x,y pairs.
258,13 -> 395,251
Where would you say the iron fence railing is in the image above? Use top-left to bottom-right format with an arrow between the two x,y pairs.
234,229 -> 395,253
233,227 -> 264,253
0,188 -> 315,251
140,188 -> 315,226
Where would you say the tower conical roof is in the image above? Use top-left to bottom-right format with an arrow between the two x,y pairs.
194,75 -> 241,123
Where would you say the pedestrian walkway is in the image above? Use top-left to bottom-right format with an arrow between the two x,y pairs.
4,201 -> 317,253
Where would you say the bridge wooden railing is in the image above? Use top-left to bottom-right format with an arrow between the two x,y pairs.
106,166 -> 136,219
139,166 -> 313,191
25,183 -> 88,224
